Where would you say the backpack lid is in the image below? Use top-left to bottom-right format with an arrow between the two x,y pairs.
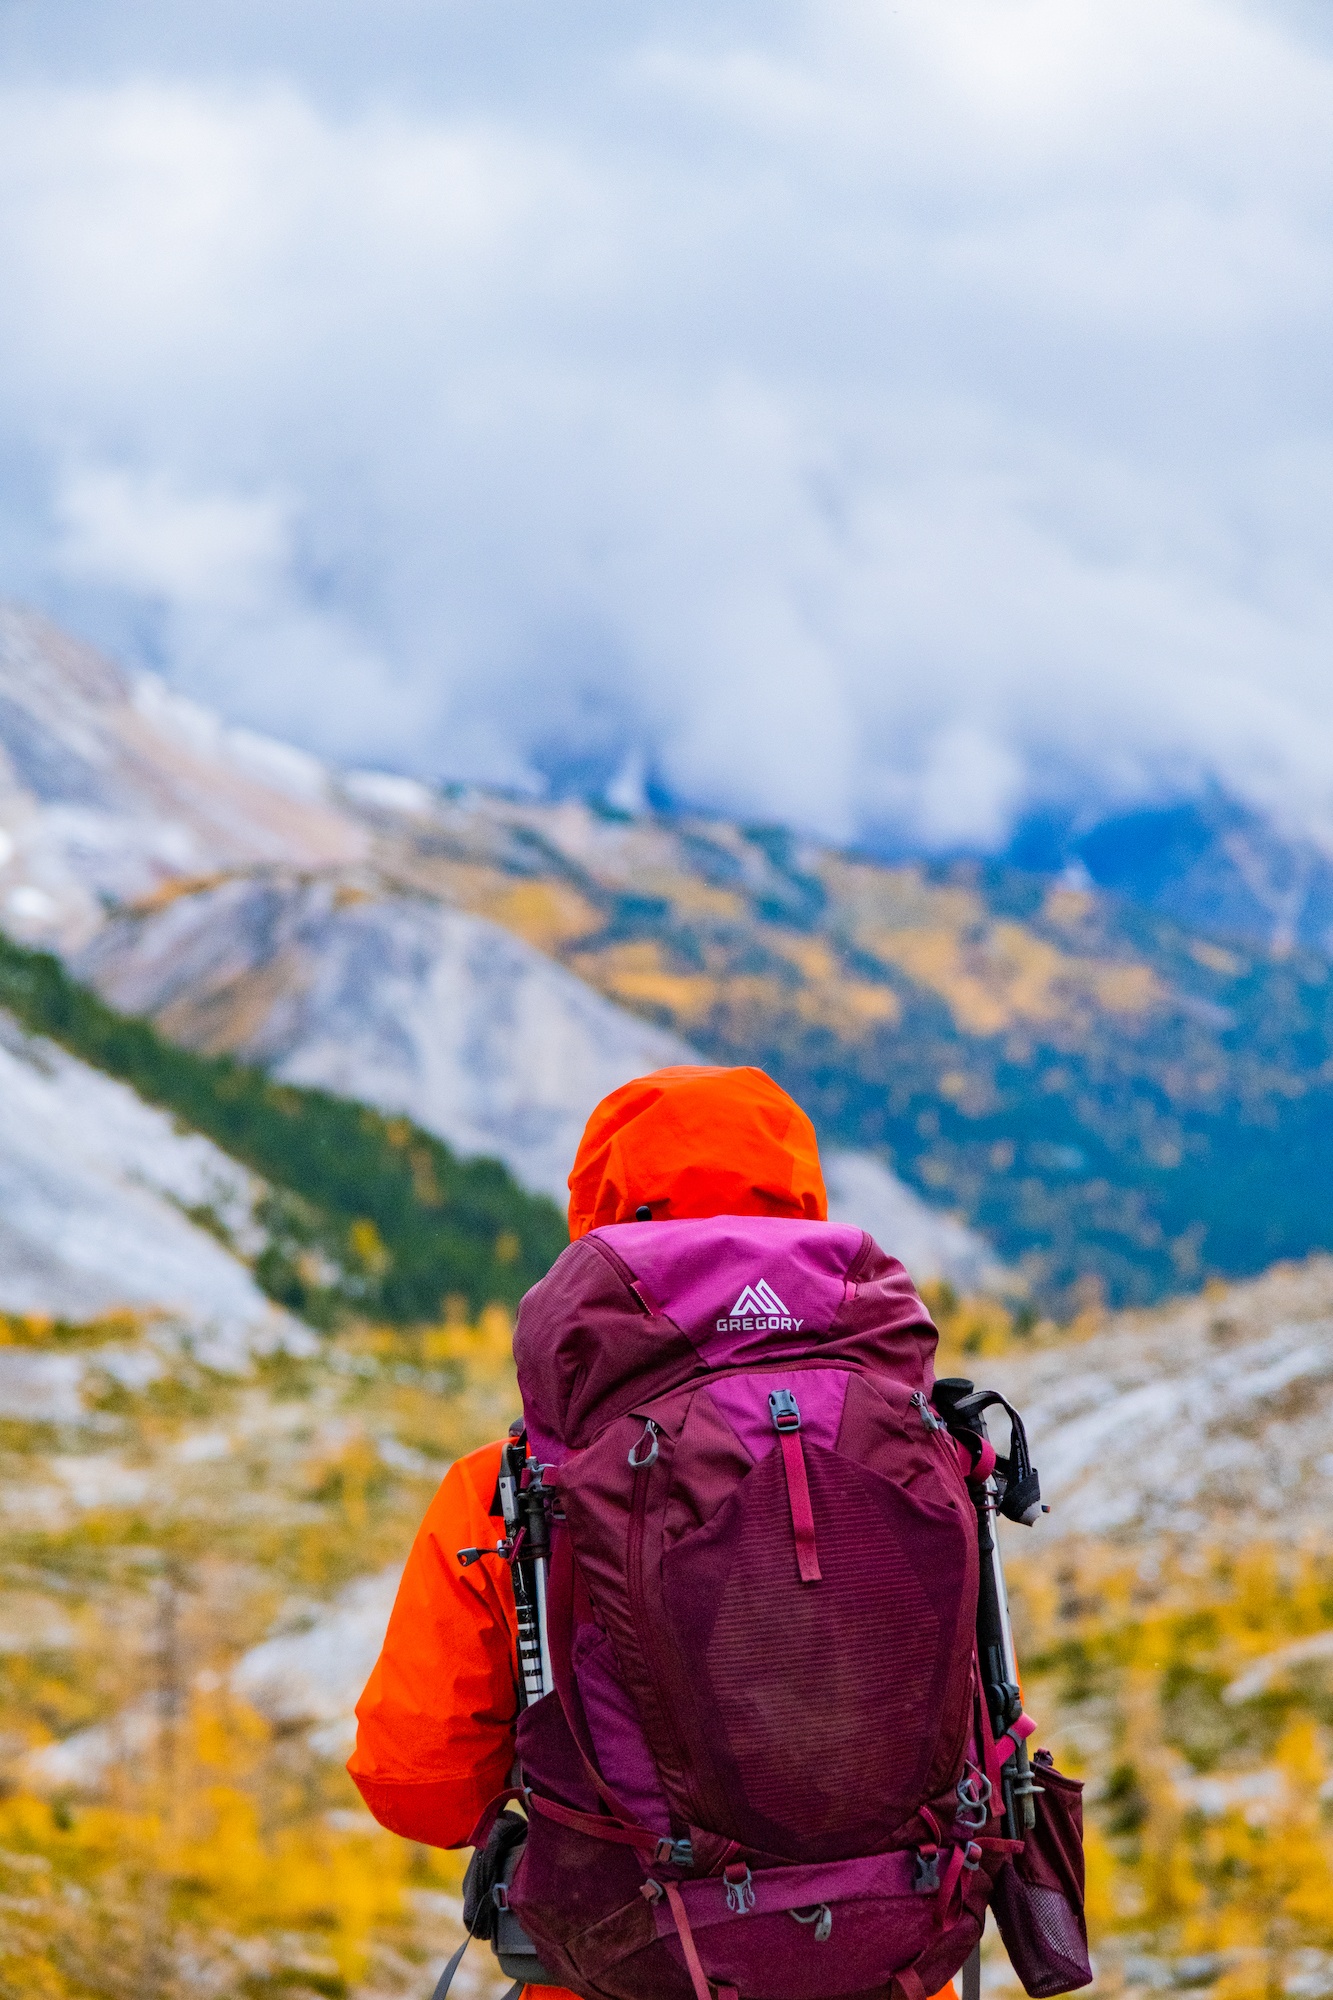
515,1214 -> 938,1462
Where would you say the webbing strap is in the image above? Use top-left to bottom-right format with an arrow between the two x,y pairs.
971,1655 -> 1003,1805
664,1880 -> 713,2000
430,1929 -> 473,2000
777,1429 -> 822,1584
934,1844 -> 969,1926
527,1790 -> 672,1858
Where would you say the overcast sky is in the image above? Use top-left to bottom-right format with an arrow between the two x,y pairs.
2,0 -> 1333,849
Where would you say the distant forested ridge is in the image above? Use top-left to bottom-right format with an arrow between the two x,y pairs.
353,791 -> 1333,1311
0,933 -> 567,1326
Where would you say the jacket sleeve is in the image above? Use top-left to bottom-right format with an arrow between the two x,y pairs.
348,1438 -> 519,1847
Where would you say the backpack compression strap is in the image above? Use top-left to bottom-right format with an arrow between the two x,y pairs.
769,1390 -> 822,1584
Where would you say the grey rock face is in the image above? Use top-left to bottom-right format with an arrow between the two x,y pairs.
79,873 -> 696,1206
992,1258 -> 1333,1541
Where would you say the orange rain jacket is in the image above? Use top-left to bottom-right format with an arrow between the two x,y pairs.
349,1066 -> 956,2000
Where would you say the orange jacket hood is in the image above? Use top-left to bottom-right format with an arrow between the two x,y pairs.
566,1064 -> 827,1240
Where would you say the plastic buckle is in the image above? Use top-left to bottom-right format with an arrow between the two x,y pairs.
912,1847 -> 941,1894
961,1842 -> 983,1872
768,1389 -> 801,1433
724,1864 -> 755,1914
491,1883 -> 510,1911
789,1902 -> 833,1942
654,1837 -> 694,1869
954,1770 -> 992,1833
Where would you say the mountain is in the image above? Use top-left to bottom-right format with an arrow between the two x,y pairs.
280,777 -> 1333,1311
10,601 -> 1333,1311
0,602 -> 364,947
73,869 -> 696,1210
0,930 -> 570,1328
0,602 -> 998,1291
1006,791 -> 1333,958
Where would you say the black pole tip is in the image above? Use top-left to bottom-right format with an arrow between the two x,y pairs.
634,1204 -> 652,1222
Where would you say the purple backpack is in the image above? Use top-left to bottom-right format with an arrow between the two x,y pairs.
477,1216 -> 1049,2000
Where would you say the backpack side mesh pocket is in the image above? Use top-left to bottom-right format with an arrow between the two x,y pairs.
990,1752 -> 1092,1997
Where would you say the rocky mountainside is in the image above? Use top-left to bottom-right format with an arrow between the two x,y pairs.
231,774 -> 1333,1311
993,1257 -> 1333,1545
7,599 -> 1333,1311
0,603 -> 364,947
0,603 -> 998,1287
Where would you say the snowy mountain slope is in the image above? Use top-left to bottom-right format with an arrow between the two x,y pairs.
0,603 -> 364,948
0,605 -> 1003,1287
0,1006 -> 307,1382
992,1258 -> 1333,1542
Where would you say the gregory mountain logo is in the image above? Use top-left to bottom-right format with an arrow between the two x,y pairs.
718,1279 -> 803,1333
730,1280 -> 788,1317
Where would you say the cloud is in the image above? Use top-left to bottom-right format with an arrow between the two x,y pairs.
1,2 -> 1333,847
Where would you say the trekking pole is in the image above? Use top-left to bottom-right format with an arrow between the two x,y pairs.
932,1378 -> 1046,1840
461,1423 -> 556,1707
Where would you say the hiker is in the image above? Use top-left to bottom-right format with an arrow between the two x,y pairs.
348,1065 -> 830,1858
349,1065 -> 1082,2000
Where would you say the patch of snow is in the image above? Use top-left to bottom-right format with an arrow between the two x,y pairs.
1224,1630 -> 1333,1704
0,1007 -> 312,1368
0,1349 -> 87,1423
342,770 -> 437,816
232,1565 -> 402,1738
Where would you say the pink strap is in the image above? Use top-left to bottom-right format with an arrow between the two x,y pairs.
956,1435 -> 997,1483
528,1791 -> 674,1858
778,1429 -> 822,1584
997,1712 -> 1037,1765
664,1880 -> 713,2000
465,1786 -> 528,1848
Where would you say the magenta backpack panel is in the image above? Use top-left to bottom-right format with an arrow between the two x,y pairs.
596,1214 -> 864,1363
